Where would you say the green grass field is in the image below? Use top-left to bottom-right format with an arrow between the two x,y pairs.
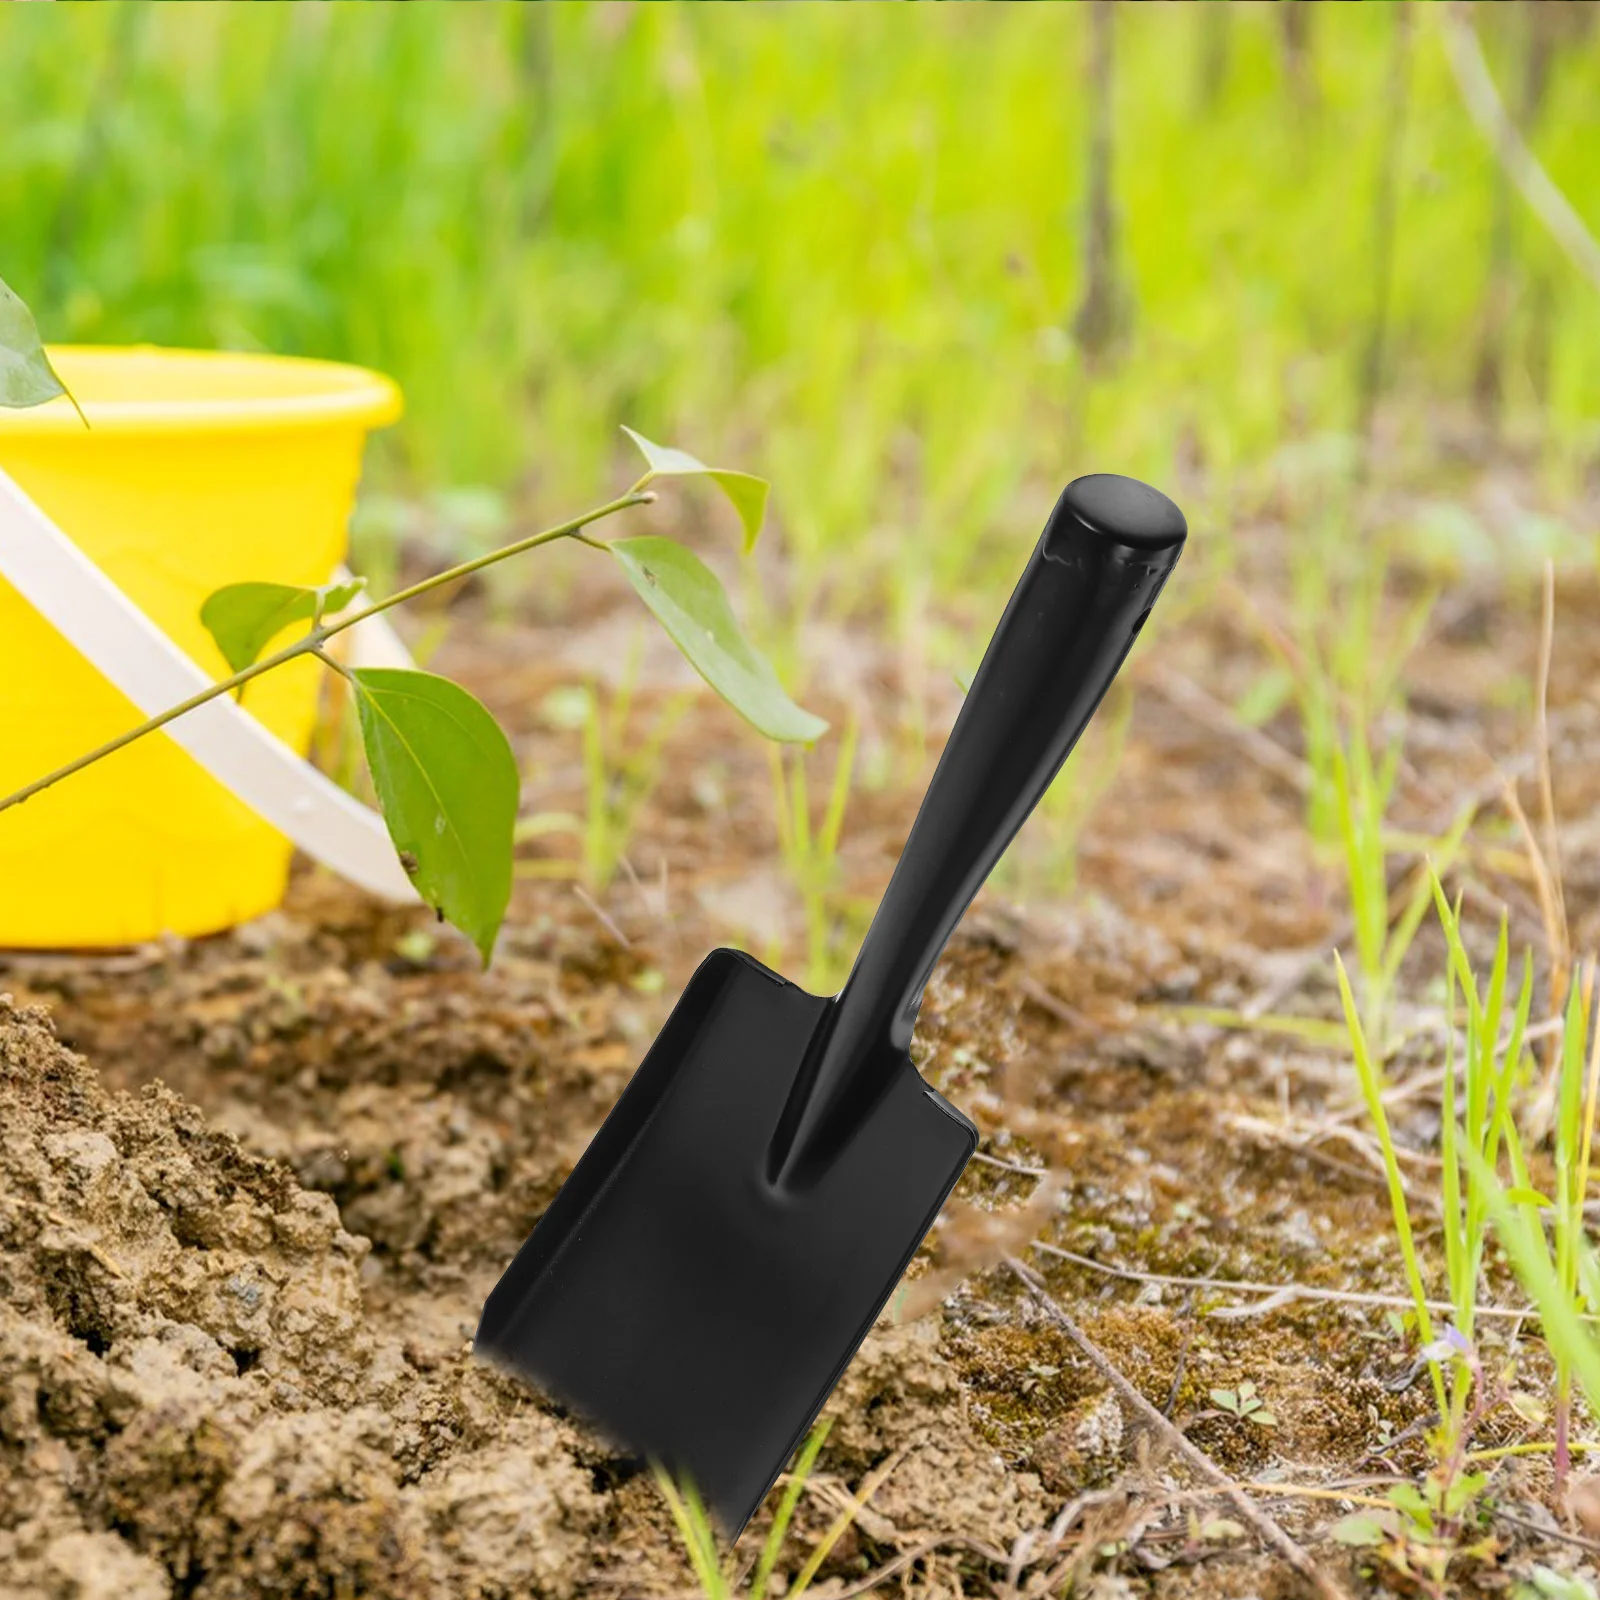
3,4 -> 1597,604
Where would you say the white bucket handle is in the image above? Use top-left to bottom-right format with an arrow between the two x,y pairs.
0,466 -> 419,904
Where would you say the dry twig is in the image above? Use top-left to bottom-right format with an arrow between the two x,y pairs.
1004,1256 -> 1351,1600
1143,664 -> 1312,796
571,882 -> 632,948
1032,1238 -> 1579,1326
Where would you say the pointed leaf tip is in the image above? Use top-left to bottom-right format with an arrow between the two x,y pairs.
351,667 -> 519,965
610,536 -> 826,745
0,275 -> 69,411
622,426 -> 769,551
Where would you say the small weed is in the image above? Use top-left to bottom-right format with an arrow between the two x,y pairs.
1331,1469 -> 1497,1600
1517,1568 -> 1600,1600
1253,517 -> 1435,860
653,1419 -> 856,1600
1186,1513 -> 1246,1547
1207,1379 -> 1277,1429
1332,718 -> 1474,1051
1252,521 -> 1461,1051
1335,866 -> 1538,1588
1339,862 -> 1600,1589
769,716 -> 861,993
1473,962 -> 1600,1497
519,646 -> 694,892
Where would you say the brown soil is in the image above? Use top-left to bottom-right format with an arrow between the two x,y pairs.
6,478 -> 1600,1598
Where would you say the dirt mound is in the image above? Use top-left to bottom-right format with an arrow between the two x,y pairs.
0,995 -> 603,1600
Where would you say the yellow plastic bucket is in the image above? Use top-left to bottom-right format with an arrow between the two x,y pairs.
0,346 -> 401,947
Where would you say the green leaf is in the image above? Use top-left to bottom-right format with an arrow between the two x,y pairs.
749,1418 -> 831,1600
1470,1142 -> 1600,1421
1521,1566 -> 1600,1600
350,667 -> 519,966
652,1467 -> 728,1600
1440,1469 -> 1486,1518
622,426 -> 769,551
0,275 -> 69,410
1234,666 -> 1294,728
1386,1482 -> 1433,1534
200,579 -> 365,673
611,536 -> 827,745
1328,1512 -> 1389,1548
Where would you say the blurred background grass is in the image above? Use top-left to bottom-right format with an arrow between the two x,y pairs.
2,2 -> 1596,612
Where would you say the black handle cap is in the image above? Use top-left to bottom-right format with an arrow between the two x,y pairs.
1046,472 -> 1187,557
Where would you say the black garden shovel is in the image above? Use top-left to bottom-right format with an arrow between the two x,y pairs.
477,473 -> 1186,1534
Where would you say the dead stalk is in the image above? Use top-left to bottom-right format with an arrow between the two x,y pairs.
1508,561 -> 1572,1137
1004,1256 -> 1353,1600
1031,1237 -> 1581,1326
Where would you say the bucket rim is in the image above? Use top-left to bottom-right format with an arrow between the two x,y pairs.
0,344 -> 403,436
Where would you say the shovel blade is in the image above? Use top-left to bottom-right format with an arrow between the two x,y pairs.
476,948 -> 975,1533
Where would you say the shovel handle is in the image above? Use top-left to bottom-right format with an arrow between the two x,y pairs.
773,475 -> 1185,1182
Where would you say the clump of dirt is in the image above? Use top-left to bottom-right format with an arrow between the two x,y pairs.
0,995 -> 605,1600
824,1320 -> 1048,1545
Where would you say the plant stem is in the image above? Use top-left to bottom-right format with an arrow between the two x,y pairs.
1554,1382 -> 1572,1498
0,490 -> 653,817
1466,1438 -> 1600,1465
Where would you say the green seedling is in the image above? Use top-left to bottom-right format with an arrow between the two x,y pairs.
520,648 -> 693,892
1337,949 -> 1446,1421
0,414 -> 826,964
1208,1379 -> 1277,1429
1429,889 -> 1600,1498
1337,864 -> 1600,1579
1517,1568 -> 1600,1600
1332,718 -> 1475,1051
1185,1513 -> 1246,1548
1246,515 -> 1455,1053
769,715 -> 860,993
1331,1469 -> 1497,1600
1429,888 -> 1534,1437
1336,868 -> 1538,1573
1470,962 -> 1600,1499
1343,895 -> 1531,1428
1248,512 -> 1436,859
653,1419 -> 855,1600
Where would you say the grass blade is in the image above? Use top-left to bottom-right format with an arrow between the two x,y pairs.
1471,1144 -> 1600,1417
1335,951 -> 1447,1416
787,1447 -> 904,1600
748,1419 -> 832,1600
653,1467 -> 726,1600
